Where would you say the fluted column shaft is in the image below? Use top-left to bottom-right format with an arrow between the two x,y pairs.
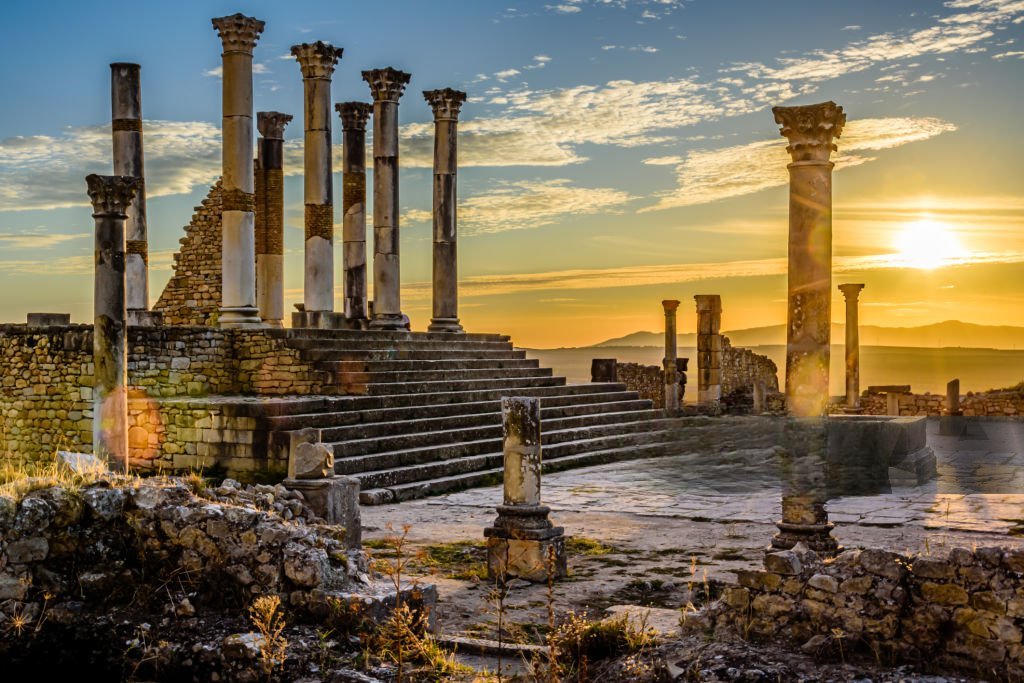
110,63 -> 149,315
363,68 -> 411,330
87,174 -> 138,468
213,14 -> 264,328
774,102 -> 846,417
662,299 -> 680,415
337,102 -> 372,322
255,112 -> 292,328
293,42 -> 343,314
694,294 -> 723,405
839,284 -> 865,410
425,89 -> 467,333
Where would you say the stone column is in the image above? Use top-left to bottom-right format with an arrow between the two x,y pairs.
87,174 -> 138,468
662,300 -> 681,415
424,88 -> 467,333
947,379 -> 961,415
838,283 -> 865,412
694,295 -> 723,406
213,13 -> 264,329
772,419 -> 840,556
255,112 -> 292,328
110,63 -> 152,323
293,42 -> 343,319
336,102 -> 372,323
484,397 -> 567,582
940,378 -> 965,436
753,381 -> 766,414
774,101 -> 845,417
363,67 -> 411,330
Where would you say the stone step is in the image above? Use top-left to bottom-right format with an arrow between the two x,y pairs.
331,409 -> 664,457
331,366 -> 554,387
336,420 -> 671,483
285,338 -> 516,353
316,399 -> 656,441
358,375 -> 567,396
300,348 -> 529,362
276,328 -> 510,343
328,358 -> 542,373
265,391 -> 649,431
358,437 -> 676,504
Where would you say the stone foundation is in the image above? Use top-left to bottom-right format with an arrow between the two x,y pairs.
829,388 -> 1024,417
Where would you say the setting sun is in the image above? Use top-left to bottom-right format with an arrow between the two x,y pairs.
892,217 -> 964,270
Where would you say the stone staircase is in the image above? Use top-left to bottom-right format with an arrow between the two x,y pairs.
269,329 -> 674,504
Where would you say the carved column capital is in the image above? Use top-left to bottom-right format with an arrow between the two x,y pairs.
212,13 -> 265,55
362,67 -> 411,102
335,102 -> 372,130
86,174 -> 139,217
838,283 -> 865,301
291,41 -> 343,79
661,299 -> 680,313
694,294 -> 722,313
773,101 -> 845,162
257,111 -> 293,140
423,88 -> 467,121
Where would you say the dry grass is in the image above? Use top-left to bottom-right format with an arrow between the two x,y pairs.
0,454 -> 116,501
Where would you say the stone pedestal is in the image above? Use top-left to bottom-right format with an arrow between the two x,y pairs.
484,397 -> 566,582
336,102 -> 373,324
213,13 -> 265,329
839,284 -> 865,412
283,477 -> 361,550
591,358 -> 618,383
772,418 -> 840,556
424,89 -> 467,333
694,294 -> 723,406
363,68 -> 411,330
255,111 -> 292,328
662,300 -> 681,415
293,42 -> 343,317
88,174 -> 138,469
111,63 -> 151,320
940,378 -> 966,436
774,102 -> 845,417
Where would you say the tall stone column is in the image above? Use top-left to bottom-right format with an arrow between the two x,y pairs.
292,42 -> 343,319
213,13 -> 264,329
255,111 -> 292,328
336,102 -> 372,323
363,67 -> 411,330
87,174 -> 138,468
110,63 -> 151,322
424,88 -> 467,333
838,283 -> 865,412
774,101 -> 845,417
694,294 -> 723,406
662,300 -> 681,415
772,419 -> 840,556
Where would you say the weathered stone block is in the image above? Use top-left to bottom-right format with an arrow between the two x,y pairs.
921,582 -> 969,606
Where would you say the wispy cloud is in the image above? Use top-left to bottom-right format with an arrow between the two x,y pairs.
993,49 -> 1024,58
644,117 -> 958,211
0,230 -> 87,249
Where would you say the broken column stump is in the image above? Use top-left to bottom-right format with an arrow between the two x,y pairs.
940,378 -> 966,436
485,397 -> 566,582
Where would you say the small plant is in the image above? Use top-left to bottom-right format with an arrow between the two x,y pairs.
548,610 -> 658,673
248,594 -> 288,680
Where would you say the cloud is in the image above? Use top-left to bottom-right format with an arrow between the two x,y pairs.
0,230 -> 87,249
841,25 -> 862,31
547,4 -> 582,13
405,179 -> 638,235
644,117 -> 958,211
494,68 -> 521,81
993,49 -> 1024,58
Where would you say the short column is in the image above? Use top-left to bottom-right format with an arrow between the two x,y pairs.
662,299 -> 681,415
336,102 -> 372,324
213,13 -> 265,328
484,397 -> 567,582
838,284 -> 865,412
694,294 -> 723,406
363,67 -> 411,330
87,174 -> 138,469
293,42 -> 344,318
424,88 -> 468,333
255,111 -> 292,328
774,101 -> 845,416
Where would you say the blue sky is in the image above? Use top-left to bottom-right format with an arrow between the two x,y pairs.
0,0 -> 1022,346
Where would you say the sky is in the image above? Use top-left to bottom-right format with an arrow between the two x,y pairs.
0,0 -> 1021,348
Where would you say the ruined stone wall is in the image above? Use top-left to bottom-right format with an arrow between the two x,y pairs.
616,363 -> 663,408
703,545 -> 1024,679
721,336 -> 779,395
828,390 -> 1024,417
153,180 -> 223,326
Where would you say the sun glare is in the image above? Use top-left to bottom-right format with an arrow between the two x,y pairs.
892,218 -> 964,270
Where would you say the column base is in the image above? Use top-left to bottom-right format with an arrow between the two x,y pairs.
842,405 -> 864,414
939,413 -> 966,437
770,520 -> 840,557
262,319 -> 284,329
218,307 -> 263,329
484,505 -> 566,582
292,310 -> 350,330
127,309 -> 163,327
369,313 -> 410,331
282,476 -> 361,550
428,317 -> 464,333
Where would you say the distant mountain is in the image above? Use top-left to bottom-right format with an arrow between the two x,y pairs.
592,321 -> 1024,350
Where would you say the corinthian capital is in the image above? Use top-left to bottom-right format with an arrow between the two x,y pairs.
772,101 -> 845,162
361,67 -> 411,103
423,88 -> 467,121
291,41 -> 343,79
257,111 -> 293,140
335,102 -> 372,131
212,13 -> 265,55
86,174 -> 139,217
838,283 -> 865,302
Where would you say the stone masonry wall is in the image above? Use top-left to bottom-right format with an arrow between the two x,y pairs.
721,336 -> 780,395
828,389 -> 1024,417
153,180 -> 223,326
704,545 -> 1024,680
616,362 -> 666,409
